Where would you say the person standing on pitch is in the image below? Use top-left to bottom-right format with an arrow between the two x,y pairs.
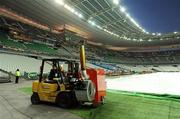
15,69 -> 21,83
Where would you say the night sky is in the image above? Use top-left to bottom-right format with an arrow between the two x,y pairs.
122,0 -> 180,33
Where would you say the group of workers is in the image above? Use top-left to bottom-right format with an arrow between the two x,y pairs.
48,63 -> 82,82
14,62 -> 81,84
14,65 -> 61,84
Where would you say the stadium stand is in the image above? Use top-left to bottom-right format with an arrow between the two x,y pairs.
0,32 -> 25,50
25,42 -> 57,54
1,15 -> 180,75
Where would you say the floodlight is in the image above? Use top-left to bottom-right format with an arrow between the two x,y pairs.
120,7 -> 126,13
55,0 -> 64,5
113,0 -> 119,5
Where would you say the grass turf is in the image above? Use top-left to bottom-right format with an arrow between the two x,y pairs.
18,87 -> 180,119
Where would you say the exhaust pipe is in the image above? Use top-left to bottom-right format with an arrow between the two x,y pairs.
75,45 -> 95,102
80,45 -> 89,80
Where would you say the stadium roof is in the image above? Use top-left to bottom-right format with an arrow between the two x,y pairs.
1,0 -> 180,47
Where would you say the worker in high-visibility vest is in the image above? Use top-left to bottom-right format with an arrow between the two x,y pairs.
15,69 -> 21,83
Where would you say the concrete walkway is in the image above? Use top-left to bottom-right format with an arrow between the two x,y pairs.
0,79 -> 82,119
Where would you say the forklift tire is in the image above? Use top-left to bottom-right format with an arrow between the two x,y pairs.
31,92 -> 40,104
56,92 -> 72,108
70,92 -> 79,107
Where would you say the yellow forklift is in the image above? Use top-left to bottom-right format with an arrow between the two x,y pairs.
31,45 -> 106,108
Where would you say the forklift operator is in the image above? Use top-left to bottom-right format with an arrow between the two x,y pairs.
49,65 -> 59,80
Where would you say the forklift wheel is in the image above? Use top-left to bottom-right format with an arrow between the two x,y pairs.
31,92 -> 40,104
56,92 -> 72,108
